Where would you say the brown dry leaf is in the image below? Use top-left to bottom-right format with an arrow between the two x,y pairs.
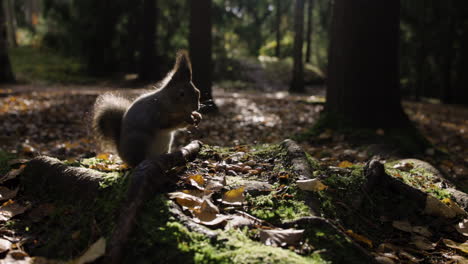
0,200 -> 30,221
441,198 -> 467,216
424,195 -> 457,218
412,226 -> 432,237
398,251 -> 422,263
443,239 -> 468,254
0,187 -> 19,201
168,192 -> 203,209
0,238 -> 12,253
392,220 -> 413,233
374,256 -> 396,264
75,237 -> 106,264
192,199 -> 219,222
259,229 -> 304,247
393,162 -> 414,172
411,235 -> 436,251
182,189 -> 211,199
455,219 -> 468,237
338,161 -> 353,168
296,179 -> 328,192
222,186 -> 245,204
0,165 -> 26,184
346,230 -> 373,248
193,213 -> 230,227
442,253 -> 468,264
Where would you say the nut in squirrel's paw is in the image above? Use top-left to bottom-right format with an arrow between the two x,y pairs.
188,111 -> 202,126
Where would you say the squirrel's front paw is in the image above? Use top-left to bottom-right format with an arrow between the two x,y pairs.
190,111 -> 202,126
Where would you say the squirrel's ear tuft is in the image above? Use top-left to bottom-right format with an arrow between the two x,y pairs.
171,50 -> 192,82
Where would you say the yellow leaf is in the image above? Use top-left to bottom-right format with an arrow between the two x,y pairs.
346,230 -> 373,248
222,187 -> 245,204
338,161 -> 353,168
96,153 -> 110,160
443,239 -> 468,253
188,174 -> 205,186
168,192 -> 203,209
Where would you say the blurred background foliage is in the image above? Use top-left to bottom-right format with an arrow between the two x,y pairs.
3,0 -> 468,104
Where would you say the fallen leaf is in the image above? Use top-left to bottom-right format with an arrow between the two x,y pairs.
96,153 -> 110,160
411,235 -> 436,250
441,198 -> 467,216
346,230 -> 373,248
222,186 -> 245,204
393,162 -> 414,172
192,199 -> 219,222
224,215 -> 255,230
424,195 -> 457,218
168,192 -> 203,209
0,201 -> 30,221
0,238 -> 12,253
374,256 -> 396,264
259,229 -> 304,247
187,174 -> 205,187
443,239 -> 468,253
296,178 -> 328,192
392,220 -> 413,233
338,161 -> 353,168
455,219 -> 468,237
442,253 -> 468,264
0,187 -> 19,201
411,226 -> 432,237
75,237 -> 106,264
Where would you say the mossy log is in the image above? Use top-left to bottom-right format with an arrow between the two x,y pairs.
106,140 -> 203,264
21,156 -> 105,202
20,141 -> 203,264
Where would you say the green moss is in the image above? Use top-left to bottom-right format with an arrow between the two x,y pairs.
247,187 -> 311,224
10,46 -> 97,84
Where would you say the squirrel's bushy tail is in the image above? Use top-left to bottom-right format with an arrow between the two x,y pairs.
92,93 -> 131,151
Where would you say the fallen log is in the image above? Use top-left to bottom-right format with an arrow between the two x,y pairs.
105,140 -> 203,264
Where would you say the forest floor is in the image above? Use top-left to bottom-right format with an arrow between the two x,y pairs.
0,82 -> 467,263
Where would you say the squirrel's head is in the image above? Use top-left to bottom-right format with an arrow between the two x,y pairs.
166,51 -> 200,113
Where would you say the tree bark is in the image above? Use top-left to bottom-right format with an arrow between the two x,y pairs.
275,0 -> 281,57
0,0 -> 14,83
3,0 -> 16,47
189,0 -> 216,109
138,0 -> 160,81
326,0 -> 409,128
305,0 -> 314,63
290,0 -> 305,93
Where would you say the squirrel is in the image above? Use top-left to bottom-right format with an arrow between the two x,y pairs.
92,51 -> 202,167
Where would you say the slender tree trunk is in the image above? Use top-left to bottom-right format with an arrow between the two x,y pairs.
442,1 -> 454,103
138,0 -> 160,81
290,0 -> 305,93
415,2 -> 427,101
189,0 -> 215,108
275,0 -> 281,57
3,0 -> 16,47
305,0 -> 314,63
326,0 -> 408,128
0,0 -> 14,83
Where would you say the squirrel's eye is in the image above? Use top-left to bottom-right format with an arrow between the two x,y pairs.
179,91 -> 185,97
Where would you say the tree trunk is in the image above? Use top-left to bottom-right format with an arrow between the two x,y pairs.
326,0 -> 409,128
0,0 -> 14,83
290,0 -> 305,93
275,0 -> 281,57
3,0 -> 16,47
305,0 -> 314,63
189,0 -> 216,109
415,2 -> 427,101
138,0 -> 160,81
